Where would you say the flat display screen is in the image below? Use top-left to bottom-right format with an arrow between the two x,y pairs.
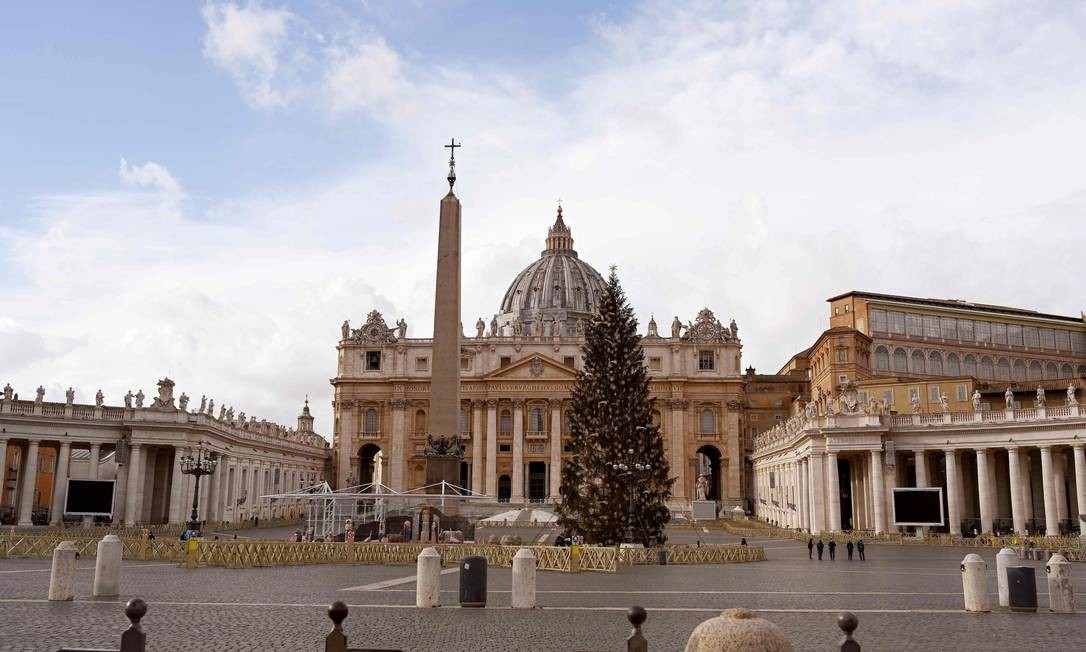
64,480 -> 116,515
892,487 -> 944,526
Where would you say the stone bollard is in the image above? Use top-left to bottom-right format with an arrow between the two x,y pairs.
416,547 -> 441,608
512,548 -> 536,609
996,547 -> 1017,608
961,553 -> 990,612
94,534 -> 123,597
683,608 -> 793,651
48,541 -> 78,601
1046,553 -> 1076,613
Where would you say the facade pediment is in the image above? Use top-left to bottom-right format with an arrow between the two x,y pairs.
482,354 -> 576,380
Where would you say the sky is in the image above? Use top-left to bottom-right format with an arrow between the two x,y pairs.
2,1 -> 1086,438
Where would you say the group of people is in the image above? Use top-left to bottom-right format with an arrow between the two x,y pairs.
808,537 -> 866,561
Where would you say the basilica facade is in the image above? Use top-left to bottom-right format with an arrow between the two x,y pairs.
331,208 -> 747,510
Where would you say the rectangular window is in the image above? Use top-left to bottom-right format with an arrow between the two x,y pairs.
956,384 -> 968,401
940,317 -> 957,340
772,399 -> 783,407
750,413 -> 759,421
647,356 -> 662,371
928,386 -> 940,402
1008,324 -> 1023,346
500,356 -> 511,368
958,319 -> 974,342
564,356 -> 577,368
1055,330 -> 1070,351
836,349 -> 848,362
859,390 -> 869,404
698,350 -> 715,370
992,322 -> 1007,345
499,444 -> 511,453
888,311 -> 906,334
749,427 -> 758,438
883,389 -> 893,405
415,357 -> 429,372
870,309 -> 888,332
909,387 -> 920,401
1069,332 -> 1084,353
774,415 -> 784,422
905,313 -> 923,336
365,351 -> 381,371
1023,326 -> 1039,348
923,315 -> 939,338
461,356 -> 471,371
839,375 -> 848,384
975,321 -> 991,344
1039,328 -> 1055,349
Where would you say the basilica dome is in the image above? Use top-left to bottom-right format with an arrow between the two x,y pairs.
495,207 -> 606,336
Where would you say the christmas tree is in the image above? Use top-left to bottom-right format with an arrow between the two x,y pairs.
556,267 -> 673,545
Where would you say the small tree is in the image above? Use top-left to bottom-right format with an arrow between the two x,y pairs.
556,267 -> 673,545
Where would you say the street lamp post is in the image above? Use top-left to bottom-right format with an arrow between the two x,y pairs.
612,447 -> 653,544
179,442 -> 219,532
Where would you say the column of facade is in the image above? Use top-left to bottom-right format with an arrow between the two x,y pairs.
1022,451 -> 1034,527
669,401 -> 686,499
870,449 -> 886,534
914,451 -> 929,536
471,400 -> 484,495
809,452 -> 825,533
852,455 -> 867,531
87,443 -> 101,480
976,449 -> 994,534
548,399 -> 562,499
511,399 -> 525,502
1007,447 -> 1025,534
389,399 -> 406,491
49,442 -> 71,525
337,401 -> 355,488
1040,446 -> 1059,536
123,443 -> 144,526
231,458 -> 245,521
16,440 -> 40,526
825,451 -> 841,532
1072,445 -> 1086,537
0,439 -> 7,511
1054,450 -> 1068,525
944,449 -> 961,536
798,459 -> 810,531
485,400 -> 498,497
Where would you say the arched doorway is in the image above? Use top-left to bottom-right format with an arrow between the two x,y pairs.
695,446 -> 722,502
357,444 -> 381,487
498,475 -> 511,503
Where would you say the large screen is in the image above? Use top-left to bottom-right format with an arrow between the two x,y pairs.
892,487 -> 944,526
64,480 -> 116,515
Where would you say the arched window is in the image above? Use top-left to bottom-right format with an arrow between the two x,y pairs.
1046,362 -> 1058,380
530,407 -> 545,431
893,348 -> 908,373
1028,361 -> 1042,381
911,350 -> 926,374
460,407 -> 469,433
963,355 -> 977,377
1061,364 -> 1074,379
874,346 -> 890,371
700,409 -> 716,435
364,408 -> 379,433
500,410 -> 512,434
980,356 -> 994,380
929,351 -> 943,376
947,353 -> 960,376
997,358 -> 1011,381
1012,359 -> 1026,382
1078,364 -> 1086,377
414,409 -> 426,434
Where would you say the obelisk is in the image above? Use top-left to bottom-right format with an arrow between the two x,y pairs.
425,139 -> 463,492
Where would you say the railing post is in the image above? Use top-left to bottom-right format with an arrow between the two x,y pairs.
119,598 -> 148,652
837,611 -> 860,651
626,605 -> 647,652
325,601 -> 348,652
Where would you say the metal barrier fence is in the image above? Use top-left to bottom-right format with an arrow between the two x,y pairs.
4,516 -> 304,540
58,600 -> 862,651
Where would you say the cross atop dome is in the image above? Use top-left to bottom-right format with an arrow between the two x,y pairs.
546,201 -> 574,254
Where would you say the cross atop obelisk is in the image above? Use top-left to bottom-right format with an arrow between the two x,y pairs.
445,138 -> 460,191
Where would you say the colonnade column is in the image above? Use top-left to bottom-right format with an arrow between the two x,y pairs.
471,400 -> 484,495
799,459 -> 810,531
123,443 -> 144,526
825,451 -> 841,532
1073,445 -> 1086,538
549,399 -> 562,499
809,452 -> 825,533
216,454 -> 231,522
944,449 -> 961,536
49,442 -> 71,525
870,449 -> 886,534
208,455 -> 223,523
88,443 -> 101,480
511,399 -> 524,502
914,451 -> 929,537
1040,446 -> 1058,536
1007,447 -> 1025,534
485,400 -> 498,497
976,450 -> 993,534
390,400 -> 406,492
16,440 -> 41,526
0,439 -> 7,511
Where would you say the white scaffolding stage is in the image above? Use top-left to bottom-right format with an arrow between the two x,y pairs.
262,480 -> 492,541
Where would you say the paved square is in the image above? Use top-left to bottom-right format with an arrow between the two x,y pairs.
1,533 -> 1083,651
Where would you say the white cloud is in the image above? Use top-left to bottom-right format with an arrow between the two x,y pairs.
118,157 -> 183,197
201,1 -> 294,108
323,37 -> 409,115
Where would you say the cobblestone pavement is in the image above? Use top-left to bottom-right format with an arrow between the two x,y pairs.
1,535 -> 1083,651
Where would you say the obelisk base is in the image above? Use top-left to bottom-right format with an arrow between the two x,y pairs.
425,458 -> 460,494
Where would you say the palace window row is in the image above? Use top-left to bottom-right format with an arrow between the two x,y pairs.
873,345 -> 1085,381
870,309 -> 1085,352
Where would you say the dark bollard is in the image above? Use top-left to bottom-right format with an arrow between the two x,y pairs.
1007,566 -> 1038,612
837,611 -> 860,651
459,555 -> 487,607
658,548 -> 667,566
626,605 -> 647,652
119,598 -> 147,652
325,601 -> 349,652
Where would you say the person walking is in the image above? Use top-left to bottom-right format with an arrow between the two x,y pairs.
857,539 -> 866,561
807,537 -> 814,560
740,538 -> 748,546
828,538 -> 837,560
816,539 -> 825,560
846,540 -> 854,560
